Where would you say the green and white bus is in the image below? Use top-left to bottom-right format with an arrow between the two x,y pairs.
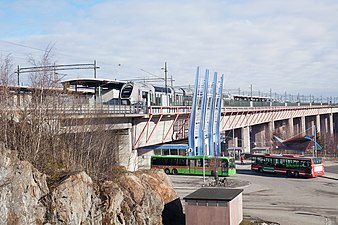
151,155 -> 236,176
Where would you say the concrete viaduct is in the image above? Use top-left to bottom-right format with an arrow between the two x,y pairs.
97,104 -> 338,170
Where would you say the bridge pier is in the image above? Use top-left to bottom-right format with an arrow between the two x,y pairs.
251,123 -> 270,149
119,128 -> 138,171
288,117 -> 294,137
224,128 -> 241,149
305,115 -> 316,136
293,117 -> 302,136
242,126 -> 251,153
333,114 -> 338,134
274,120 -> 289,140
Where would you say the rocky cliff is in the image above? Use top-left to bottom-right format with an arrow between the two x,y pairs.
0,143 -> 177,225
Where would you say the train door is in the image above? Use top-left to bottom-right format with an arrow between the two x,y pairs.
141,91 -> 149,107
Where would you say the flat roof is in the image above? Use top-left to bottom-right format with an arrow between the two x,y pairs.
183,188 -> 243,201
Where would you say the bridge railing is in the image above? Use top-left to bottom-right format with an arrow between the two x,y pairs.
10,103 -> 338,117
148,106 -> 191,115
147,104 -> 338,115
14,104 -> 148,115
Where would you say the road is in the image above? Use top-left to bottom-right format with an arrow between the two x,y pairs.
325,165 -> 338,174
169,162 -> 338,225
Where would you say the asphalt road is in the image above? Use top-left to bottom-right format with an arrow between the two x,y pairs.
325,165 -> 338,174
169,163 -> 338,225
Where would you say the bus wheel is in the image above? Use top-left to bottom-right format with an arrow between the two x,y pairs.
286,170 -> 292,177
164,168 -> 170,174
258,168 -> 263,173
294,171 -> 299,177
172,169 -> 178,175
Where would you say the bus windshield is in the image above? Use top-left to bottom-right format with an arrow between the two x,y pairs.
312,157 -> 323,164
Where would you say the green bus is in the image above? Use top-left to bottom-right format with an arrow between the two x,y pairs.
151,155 -> 236,176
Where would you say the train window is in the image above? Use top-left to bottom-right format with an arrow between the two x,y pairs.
121,85 -> 133,98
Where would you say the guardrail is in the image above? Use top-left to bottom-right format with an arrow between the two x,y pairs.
5,103 -> 338,117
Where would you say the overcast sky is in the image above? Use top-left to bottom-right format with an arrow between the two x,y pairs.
1,0 -> 338,97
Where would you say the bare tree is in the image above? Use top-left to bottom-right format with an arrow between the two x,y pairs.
0,54 -> 14,85
0,54 -> 15,148
0,46 -> 124,182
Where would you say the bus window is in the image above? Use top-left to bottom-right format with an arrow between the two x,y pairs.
152,158 -> 163,166
189,159 -> 196,167
305,160 -> 310,167
154,149 -> 161,155
293,160 -> 300,167
299,160 -> 309,168
278,158 -> 286,168
286,159 -> 294,168
229,158 -> 236,169
205,159 -> 211,167
222,159 -> 229,168
255,156 -> 264,165
171,149 -> 178,155
287,159 -> 300,168
177,158 -> 187,166
163,149 -> 170,155
264,157 -> 273,166
179,149 -> 186,155
165,158 -> 177,165
197,159 -> 203,167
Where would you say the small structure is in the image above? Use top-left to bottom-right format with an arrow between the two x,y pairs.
183,188 -> 243,225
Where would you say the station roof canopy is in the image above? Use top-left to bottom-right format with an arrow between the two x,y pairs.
62,78 -> 126,89
273,135 -> 322,152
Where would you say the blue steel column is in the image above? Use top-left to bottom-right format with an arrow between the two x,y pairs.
198,70 -> 209,156
208,73 -> 217,156
215,74 -> 224,156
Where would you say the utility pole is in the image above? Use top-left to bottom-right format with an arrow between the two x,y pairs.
94,60 -> 97,78
250,84 -> 253,107
314,125 -> 317,157
17,65 -> 20,86
164,62 -> 168,94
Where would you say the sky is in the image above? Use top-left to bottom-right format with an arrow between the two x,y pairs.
1,0 -> 338,98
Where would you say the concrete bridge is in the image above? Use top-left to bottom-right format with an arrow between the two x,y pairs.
130,105 -> 338,169
35,103 -> 338,170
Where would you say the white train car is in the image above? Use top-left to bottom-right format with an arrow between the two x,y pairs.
120,82 -> 155,107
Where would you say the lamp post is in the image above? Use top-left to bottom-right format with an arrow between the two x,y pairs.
161,62 -> 168,106
163,62 -> 168,94
250,84 -> 253,107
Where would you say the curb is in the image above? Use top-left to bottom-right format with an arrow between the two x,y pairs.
321,175 -> 338,181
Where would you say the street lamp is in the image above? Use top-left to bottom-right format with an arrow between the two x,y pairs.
161,62 -> 169,106
161,62 -> 168,94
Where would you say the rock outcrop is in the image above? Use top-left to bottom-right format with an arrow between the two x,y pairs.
0,143 -> 49,225
0,143 -> 177,225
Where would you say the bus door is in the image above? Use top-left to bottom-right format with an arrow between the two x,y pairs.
221,159 -> 229,175
188,159 -> 196,174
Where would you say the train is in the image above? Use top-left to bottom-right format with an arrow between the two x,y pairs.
120,81 -> 193,106
61,78 -> 274,107
119,81 -> 273,107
